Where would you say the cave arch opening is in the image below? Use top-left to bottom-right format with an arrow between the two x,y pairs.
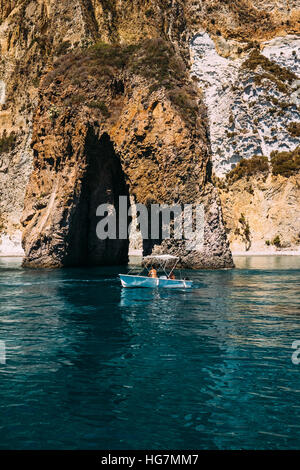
65,130 -> 130,266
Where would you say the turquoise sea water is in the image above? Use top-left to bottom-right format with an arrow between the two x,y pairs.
0,255 -> 300,450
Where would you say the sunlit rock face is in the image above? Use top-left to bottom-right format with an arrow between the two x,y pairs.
20,41 -> 233,269
218,172 -> 300,254
0,231 -> 24,257
262,35 -> 300,75
190,33 -> 300,177
190,31 -> 300,254
0,80 -> 5,105
1,0 -> 299,261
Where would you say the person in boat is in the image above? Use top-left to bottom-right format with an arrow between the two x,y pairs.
168,272 -> 175,280
148,266 -> 158,278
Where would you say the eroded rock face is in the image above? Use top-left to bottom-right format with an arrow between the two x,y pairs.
190,32 -> 300,177
190,30 -> 300,255
21,43 -> 233,268
0,0 -> 99,254
219,172 -> 300,254
1,0 -> 299,264
0,0 -> 190,255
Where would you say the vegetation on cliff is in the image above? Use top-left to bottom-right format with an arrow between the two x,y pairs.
225,155 -> 269,182
44,38 -> 199,126
287,122 -> 300,137
235,213 -> 251,251
271,146 -> 300,177
46,38 -> 186,86
22,31 -> 234,269
242,50 -> 297,93
266,235 -> 282,247
0,132 -> 17,153
188,0 -> 300,41
221,147 -> 300,184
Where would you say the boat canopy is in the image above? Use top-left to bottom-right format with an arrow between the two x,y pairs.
143,255 -> 179,261
125,254 -> 186,284
143,254 -> 180,276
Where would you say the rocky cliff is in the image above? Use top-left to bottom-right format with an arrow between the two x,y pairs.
218,170 -> 300,254
0,0 -> 299,264
191,33 -> 300,176
21,39 -> 232,268
189,8 -> 300,254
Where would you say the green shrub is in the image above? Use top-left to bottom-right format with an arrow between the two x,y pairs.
55,40 -> 71,56
48,105 -> 59,121
237,213 -> 251,251
226,155 -> 269,182
0,132 -> 17,153
242,50 -> 296,82
90,38 -> 186,89
272,235 -> 281,247
145,8 -> 154,18
67,95 -> 85,106
32,77 -> 40,88
87,101 -> 110,117
279,101 -> 292,109
271,146 -> 300,177
47,38 -> 197,126
90,42 -> 136,69
52,38 -> 186,92
128,38 -> 186,86
168,87 -> 198,122
287,122 -> 300,137
244,50 -> 296,94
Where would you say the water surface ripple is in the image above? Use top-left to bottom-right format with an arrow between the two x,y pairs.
0,256 -> 300,449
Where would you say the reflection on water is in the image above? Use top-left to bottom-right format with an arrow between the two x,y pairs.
0,256 -> 300,449
234,255 -> 300,270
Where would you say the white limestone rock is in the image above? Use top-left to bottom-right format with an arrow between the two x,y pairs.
190,33 -> 300,177
0,231 -> 24,257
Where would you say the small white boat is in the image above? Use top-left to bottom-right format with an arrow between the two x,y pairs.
119,255 -> 193,289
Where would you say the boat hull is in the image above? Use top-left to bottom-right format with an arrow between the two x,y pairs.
119,274 -> 193,289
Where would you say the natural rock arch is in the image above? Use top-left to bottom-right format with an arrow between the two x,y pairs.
64,130 -> 130,266
22,48 -> 234,269
22,126 -> 131,268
